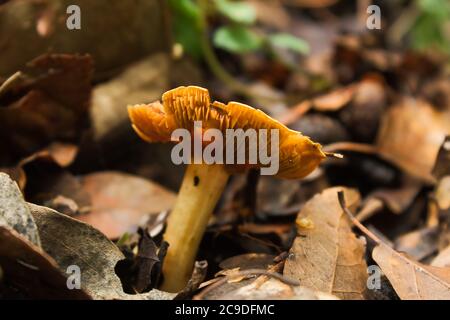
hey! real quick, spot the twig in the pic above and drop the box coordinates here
[175,260,208,300]
[193,268,300,300]
[0,71,23,98]
[252,252,288,289]
[337,191,381,245]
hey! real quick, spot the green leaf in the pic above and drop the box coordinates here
[214,0,256,25]
[213,25,262,53]
[173,15,203,58]
[168,0,203,58]
[268,33,310,54]
[169,0,200,21]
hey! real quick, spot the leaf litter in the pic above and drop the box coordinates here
[1,0,450,301]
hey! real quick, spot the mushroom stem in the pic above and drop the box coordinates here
[161,163,230,292]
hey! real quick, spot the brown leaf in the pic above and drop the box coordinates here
[312,85,355,112]
[435,176,450,210]
[431,246,450,268]
[29,203,173,300]
[0,142,79,192]
[0,54,93,162]
[134,232,159,293]
[219,253,276,271]
[219,278,339,300]
[0,172,40,246]
[338,192,450,300]
[369,176,422,214]
[373,245,450,299]
[376,98,450,182]
[77,171,176,239]
[394,227,439,261]
[0,226,91,299]
[284,187,368,299]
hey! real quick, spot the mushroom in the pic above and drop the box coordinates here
[128,86,328,292]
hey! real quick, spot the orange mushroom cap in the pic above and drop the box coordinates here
[128,86,327,179]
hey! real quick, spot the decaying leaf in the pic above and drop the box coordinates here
[29,203,173,300]
[376,98,450,182]
[0,54,93,163]
[0,173,90,298]
[432,246,450,268]
[0,173,40,246]
[219,253,276,271]
[312,85,355,112]
[432,136,450,180]
[218,278,339,300]
[0,226,91,299]
[339,192,450,300]
[394,227,439,261]
[284,187,368,299]
[0,142,79,191]
[76,171,176,239]
[373,245,450,300]
[435,176,450,210]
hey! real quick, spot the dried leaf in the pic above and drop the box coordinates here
[431,246,450,268]
[134,232,159,293]
[339,192,450,300]
[77,171,176,239]
[312,85,355,112]
[432,136,450,179]
[0,54,93,162]
[0,173,40,246]
[219,253,276,271]
[219,278,339,300]
[435,176,450,210]
[394,227,439,261]
[29,203,173,300]
[284,187,368,300]
[373,244,450,299]
[376,98,450,182]
[0,226,91,299]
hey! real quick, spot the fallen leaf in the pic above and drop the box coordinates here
[29,203,174,300]
[339,192,450,300]
[0,172,40,246]
[284,187,368,300]
[29,170,91,216]
[0,54,93,162]
[435,176,450,210]
[219,278,339,300]
[432,246,450,268]
[376,98,450,182]
[0,226,91,299]
[134,232,159,293]
[0,173,90,298]
[369,176,422,214]
[0,142,78,191]
[77,171,176,239]
[312,85,355,112]
[373,245,450,300]
[394,227,439,261]
[219,253,276,271]
[432,136,450,179]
